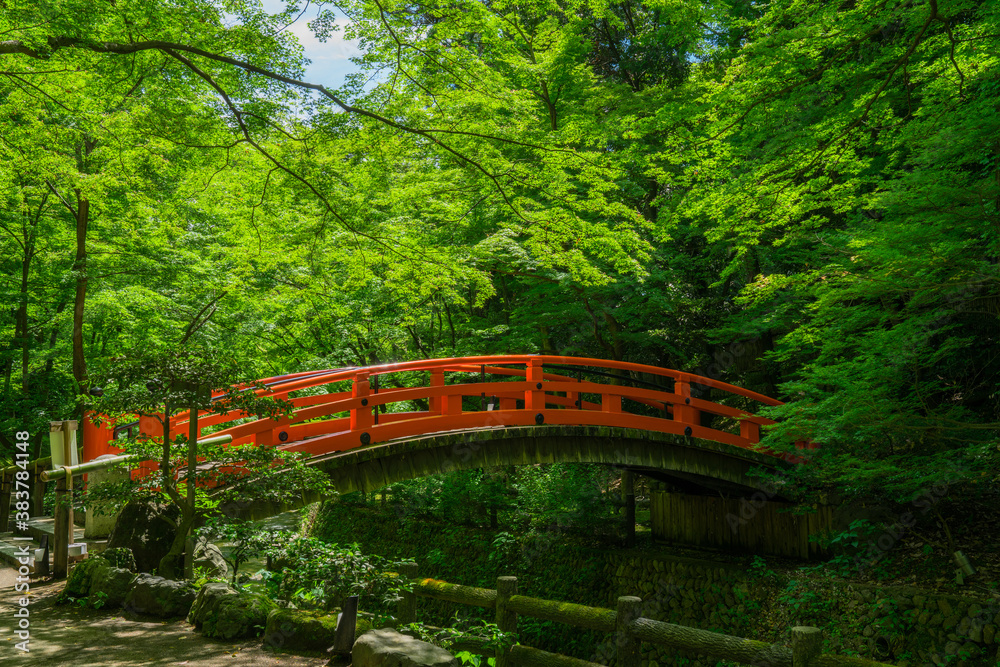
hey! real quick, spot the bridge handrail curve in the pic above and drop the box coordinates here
[90,355,805,467]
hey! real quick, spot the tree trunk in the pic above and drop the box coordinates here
[71,192,89,393]
[16,193,43,394]
[158,509,195,579]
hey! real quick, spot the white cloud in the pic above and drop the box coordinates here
[260,1,363,87]
[290,17,361,62]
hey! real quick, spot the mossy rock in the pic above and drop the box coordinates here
[99,547,137,573]
[124,574,198,617]
[189,583,277,640]
[263,608,374,652]
[264,608,339,652]
[88,566,137,608]
[65,558,110,598]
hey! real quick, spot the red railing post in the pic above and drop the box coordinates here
[429,369,445,414]
[525,359,544,411]
[674,379,700,427]
[602,393,622,413]
[444,387,463,416]
[351,371,372,431]
[740,420,761,443]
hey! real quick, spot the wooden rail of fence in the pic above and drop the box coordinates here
[392,563,895,667]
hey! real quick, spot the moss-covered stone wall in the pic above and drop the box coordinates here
[312,501,999,667]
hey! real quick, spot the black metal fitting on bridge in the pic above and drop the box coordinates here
[361,398,368,406]
[535,413,544,425]
[685,397,690,404]
[575,399,581,408]
[536,382,542,390]
[360,432,371,445]
[278,431,289,442]
[684,426,693,437]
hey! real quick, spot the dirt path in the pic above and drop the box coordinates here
[0,568,330,667]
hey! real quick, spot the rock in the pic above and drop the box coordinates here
[352,628,460,667]
[99,547,137,573]
[65,558,110,598]
[124,573,197,617]
[264,608,373,652]
[193,537,228,579]
[106,500,181,573]
[188,583,276,639]
[187,583,237,623]
[88,565,136,608]
[264,608,339,652]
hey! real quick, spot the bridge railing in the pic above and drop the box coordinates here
[87,356,804,463]
[391,565,892,667]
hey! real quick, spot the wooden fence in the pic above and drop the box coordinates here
[392,563,895,667]
[651,491,835,559]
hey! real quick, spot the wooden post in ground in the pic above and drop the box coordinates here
[791,626,823,667]
[396,562,418,625]
[495,576,518,667]
[53,467,72,578]
[616,596,642,667]
[0,472,11,531]
[61,421,76,539]
[621,470,635,548]
[332,595,358,654]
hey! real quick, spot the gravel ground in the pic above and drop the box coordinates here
[0,568,330,667]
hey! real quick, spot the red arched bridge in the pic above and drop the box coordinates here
[83,356,809,495]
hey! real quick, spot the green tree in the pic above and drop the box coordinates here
[89,346,331,578]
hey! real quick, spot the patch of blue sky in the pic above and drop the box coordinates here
[258,0,362,90]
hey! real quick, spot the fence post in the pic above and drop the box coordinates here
[396,561,418,625]
[496,576,518,667]
[53,468,72,578]
[792,626,823,667]
[616,596,642,667]
[333,594,359,654]
[0,472,11,531]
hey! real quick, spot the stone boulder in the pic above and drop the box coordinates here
[264,608,374,652]
[264,608,339,652]
[193,537,228,579]
[188,583,276,640]
[352,629,460,667]
[88,565,136,608]
[106,500,181,573]
[64,558,109,598]
[123,573,197,617]
[99,547,137,573]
